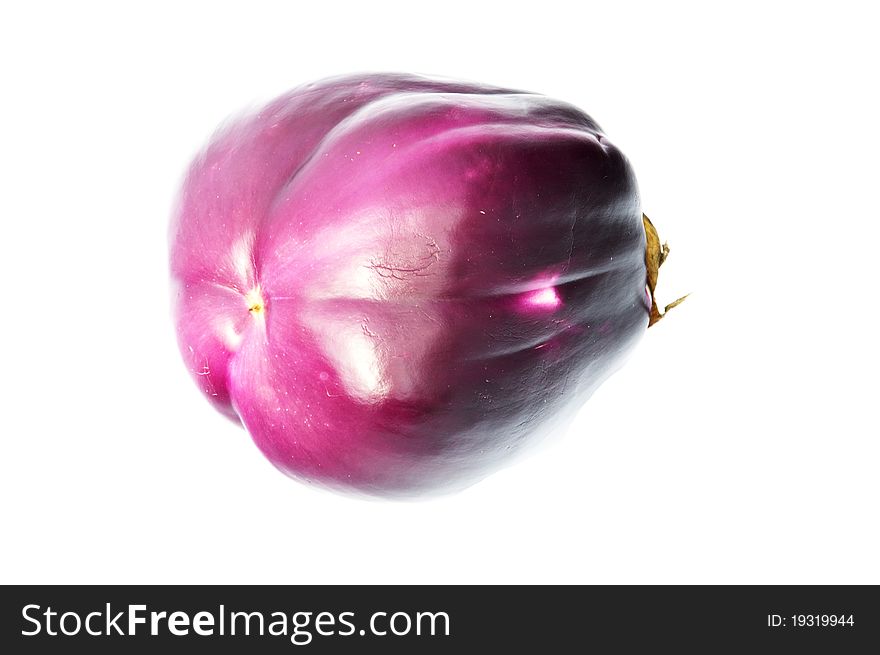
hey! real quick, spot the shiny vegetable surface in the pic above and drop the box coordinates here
[170,73,654,496]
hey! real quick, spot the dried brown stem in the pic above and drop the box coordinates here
[643,214,688,327]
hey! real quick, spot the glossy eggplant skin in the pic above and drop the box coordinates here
[170,73,649,497]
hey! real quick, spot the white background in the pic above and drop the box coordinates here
[1,1,877,584]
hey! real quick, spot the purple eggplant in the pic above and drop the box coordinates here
[170,73,666,497]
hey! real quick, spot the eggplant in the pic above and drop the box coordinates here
[170,73,676,496]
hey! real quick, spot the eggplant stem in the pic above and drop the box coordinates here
[643,214,688,327]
